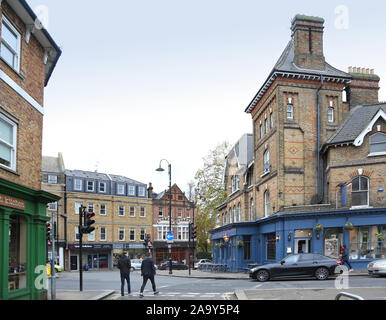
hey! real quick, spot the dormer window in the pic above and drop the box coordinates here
[1,16,21,72]
[369,133,386,155]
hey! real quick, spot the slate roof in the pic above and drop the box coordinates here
[42,156,64,173]
[325,103,386,146]
[65,169,146,185]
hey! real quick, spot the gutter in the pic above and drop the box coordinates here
[317,76,324,203]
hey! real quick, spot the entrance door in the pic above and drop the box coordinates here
[295,239,311,254]
[88,254,98,269]
[70,255,78,271]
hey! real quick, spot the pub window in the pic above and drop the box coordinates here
[349,225,386,260]
[0,113,17,171]
[351,176,369,207]
[243,235,251,260]
[266,233,276,260]
[8,215,27,292]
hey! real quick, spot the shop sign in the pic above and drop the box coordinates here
[0,194,26,210]
[68,243,113,249]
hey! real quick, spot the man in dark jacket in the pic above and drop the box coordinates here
[341,244,353,271]
[139,252,158,297]
[117,251,131,296]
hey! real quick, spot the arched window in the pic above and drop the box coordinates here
[370,133,386,154]
[250,198,254,221]
[264,190,270,217]
[328,107,334,123]
[352,176,369,207]
[263,149,270,173]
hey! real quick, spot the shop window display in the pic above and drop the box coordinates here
[349,226,386,260]
[8,215,27,291]
[323,228,343,258]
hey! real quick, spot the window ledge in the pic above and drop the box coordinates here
[0,57,25,80]
[368,152,386,157]
[260,170,270,178]
[350,205,372,210]
[0,164,20,176]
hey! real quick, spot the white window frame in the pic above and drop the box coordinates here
[138,186,145,197]
[87,230,95,242]
[100,227,106,241]
[100,204,106,216]
[286,104,294,120]
[48,202,57,211]
[118,205,125,216]
[129,228,135,241]
[47,175,58,184]
[128,185,135,196]
[351,176,370,208]
[117,184,125,195]
[328,107,334,123]
[75,226,80,241]
[369,133,386,156]
[0,112,17,171]
[87,203,94,213]
[75,202,82,215]
[74,179,82,191]
[118,228,125,241]
[140,206,146,218]
[1,15,21,73]
[140,229,146,241]
[87,181,94,192]
[129,206,135,217]
[99,182,106,193]
[264,190,270,217]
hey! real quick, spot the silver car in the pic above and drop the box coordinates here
[367,259,386,276]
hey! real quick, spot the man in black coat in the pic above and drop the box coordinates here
[341,244,353,271]
[117,251,131,296]
[139,252,158,297]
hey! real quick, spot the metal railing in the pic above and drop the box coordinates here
[335,292,364,300]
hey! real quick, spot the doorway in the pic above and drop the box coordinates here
[70,255,78,271]
[295,239,311,254]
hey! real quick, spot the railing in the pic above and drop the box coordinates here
[335,292,364,300]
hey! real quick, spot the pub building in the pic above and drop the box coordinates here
[0,0,61,300]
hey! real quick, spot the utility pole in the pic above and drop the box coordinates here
[51,210,56,300]
[79,205,83,291]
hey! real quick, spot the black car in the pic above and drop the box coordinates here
[158,261,188,270]
[249,253,343,282]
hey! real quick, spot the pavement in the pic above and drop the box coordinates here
[50,268,373,300]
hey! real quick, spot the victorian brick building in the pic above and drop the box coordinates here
[210,15,385,271]
[0,0,61,299]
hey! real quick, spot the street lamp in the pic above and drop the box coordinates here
[156,159,173,274]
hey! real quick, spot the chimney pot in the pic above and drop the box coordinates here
[366,68,370,74]
[348,66,353,73]
[362,67,366,74]
[370,69,374,74]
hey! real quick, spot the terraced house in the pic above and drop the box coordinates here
[210,14,386,271]
[0,0,61,300]
[65,169,153,271]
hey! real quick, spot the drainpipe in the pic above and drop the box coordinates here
[317,76,324,203]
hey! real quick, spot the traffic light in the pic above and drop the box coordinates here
[46,222,51,244]
[82,210,95,234]
[190,223,197,239]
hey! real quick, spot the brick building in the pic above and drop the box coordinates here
[151,184,194,265]
[0,0,61,299]
[210,14,386,271]
[64,169,153,271]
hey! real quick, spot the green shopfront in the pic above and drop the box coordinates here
[0,178,59,300]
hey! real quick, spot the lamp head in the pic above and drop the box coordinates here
[156,167,165,172]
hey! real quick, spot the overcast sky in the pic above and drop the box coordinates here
[27,0,386,194]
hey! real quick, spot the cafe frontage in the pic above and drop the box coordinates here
[0,177,59,300]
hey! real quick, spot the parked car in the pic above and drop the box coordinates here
[249,253,342,282]
[158,260,188,270]
[194,259,212,269]
[367,259,386,276]
[130,259,158,271]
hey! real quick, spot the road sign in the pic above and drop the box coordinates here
[166,233,174,241]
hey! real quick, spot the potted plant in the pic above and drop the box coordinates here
[237,240,244,248]
[344,221,354,230]
[313,223,324,232]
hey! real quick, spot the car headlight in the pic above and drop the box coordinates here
[250,267,258,273]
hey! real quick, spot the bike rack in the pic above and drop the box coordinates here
[335,292,364,300]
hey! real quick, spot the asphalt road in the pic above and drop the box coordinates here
[55,270,386,300]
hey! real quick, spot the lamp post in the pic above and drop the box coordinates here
[156,159,173,274]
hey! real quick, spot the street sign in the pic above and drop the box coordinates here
[166,233,174,241]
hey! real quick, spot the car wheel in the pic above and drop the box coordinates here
[256,270,269,282]
[315,267,329,280]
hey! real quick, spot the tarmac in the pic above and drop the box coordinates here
[48,268,379,301]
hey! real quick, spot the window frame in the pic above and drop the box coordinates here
[128,185,135,196]
[118,205,125,216]
[74,179,82,191]
[118,228,125,241]
[0,112,18,171]
[117,184,125,195]
[369,132,386,156]
[99,204,106,216]
[47,175,58,184]
[99,182,106,193]
[328,107,334,123]
[351,176,369,208]
[100,227,106,241]
[286,104,294,120]
[264,190,270,217]
[1,15,22,73]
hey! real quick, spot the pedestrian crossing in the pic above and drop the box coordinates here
[110,291,233,300]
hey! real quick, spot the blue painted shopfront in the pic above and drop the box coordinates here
[210,208,386,271]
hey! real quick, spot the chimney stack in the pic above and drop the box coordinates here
[147,182,153,199]
[347,66,380,106]
[291,14,326,70]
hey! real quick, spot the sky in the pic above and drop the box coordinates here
[26,0,386,195]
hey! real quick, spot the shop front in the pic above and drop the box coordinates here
[67,243,113,271]
[153,241,190,265]
[0,178,59,300]
[210,208,386,271]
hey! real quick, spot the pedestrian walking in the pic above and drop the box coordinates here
[139,252,158,297]
[117,251,131,296]
[341,244,353,271]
